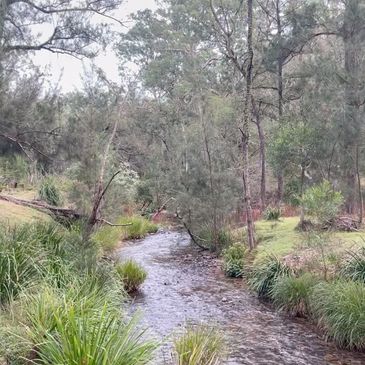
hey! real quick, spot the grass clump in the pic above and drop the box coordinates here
[340,247,365,284]
[222,243,246,278]
[310,280,365,350]
[116,259,147,293]
[39,177,62,206]
[248,256,293,299]
[264,206,281,221]
[93,215,158,252]
[174,325,225,365]
[271,273,318,317]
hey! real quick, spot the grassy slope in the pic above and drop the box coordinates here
[252,217,365,263]
[0,189,49,225]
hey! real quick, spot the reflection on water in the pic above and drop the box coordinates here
[117,231,365,365]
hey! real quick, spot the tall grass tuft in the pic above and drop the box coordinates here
[248,256,293,299]
[174,325,225,365]
[116,259,147,293]
[310,280,365,350]
[0,226,42,304]
[222,243,246,278]
[271,273,318,317]
[37,309,156,365]
[340,247,365,284]
[39,177,62,206]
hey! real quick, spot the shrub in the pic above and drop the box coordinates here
[300,180,343,225]
[222,244,246,278]
[271,273,318,317]
[173,325,225,365]
[116,260,147,293]
[310,280,365,350]
[340,247,365,284]
[264,206,281,221]
[248,256,293,299]
[37,309,156,365]
[198,226,233,251]
[39,177,62,206]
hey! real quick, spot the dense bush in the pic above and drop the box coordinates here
[310,280,365,350]
[222,244,246,278]
[264,206,281,221]
[248,256,293,299]
[340,247,365,284]
[300,181,343,225]
[39,177,62,206]
[271,273,318,317]
[116,259,147,293]
[174,325,225,365]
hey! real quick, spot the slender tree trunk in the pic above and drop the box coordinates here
[342,0,361,216]
[356,144,363,224]
[276,0,284,203]
[299,163,305,227]
[252,98,266,211]
[242,0,255,250]
[85,118,119,237]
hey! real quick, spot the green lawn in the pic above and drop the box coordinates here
[245,217,365,264]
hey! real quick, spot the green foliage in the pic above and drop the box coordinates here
[249,256,293,299]
[310,280,365,350]
[39,177,62,206]
[173,325,225,365]
[300,181,344,225]
[115,260,147,293]
[198,226,233,251]
[340,247,365,284]
[222,244,246,278]
[0,222,94,304]
[37,310,156,365]
[264,206,281,221]
[0,154,30,184]
[93,215,158,252]
[271,273,318,317]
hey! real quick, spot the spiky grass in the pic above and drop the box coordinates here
[340,247,365,284]
[310,280,365,350]
[222,243,246,278]
[115,259,147,293]
[174,325,225,365]
[271,273,318,317]
[248,255,293,299]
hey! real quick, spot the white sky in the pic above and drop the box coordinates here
[32,0,157,93]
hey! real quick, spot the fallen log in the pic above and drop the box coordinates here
[0,194,83,225]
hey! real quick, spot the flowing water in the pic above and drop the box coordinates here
[116,230,365,365]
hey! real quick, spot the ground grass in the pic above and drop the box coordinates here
[0,221,157,364]
[249,217,365,264]
[93,215,158,252]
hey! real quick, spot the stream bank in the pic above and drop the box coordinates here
[117,230,365,365]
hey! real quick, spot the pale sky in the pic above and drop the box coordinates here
[32,0,157,93]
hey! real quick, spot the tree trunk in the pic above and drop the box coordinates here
[252,97,266,211]
[356,144,363,224]
[276,0,284,203]
[242,0,255,250]
[342,0,362,216]
[84,118,119,237]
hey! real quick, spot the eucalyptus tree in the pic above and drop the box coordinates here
[117,1,244,249]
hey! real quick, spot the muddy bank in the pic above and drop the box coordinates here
[117,231,365,365]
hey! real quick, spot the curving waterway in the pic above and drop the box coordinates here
[116,230,365,365]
